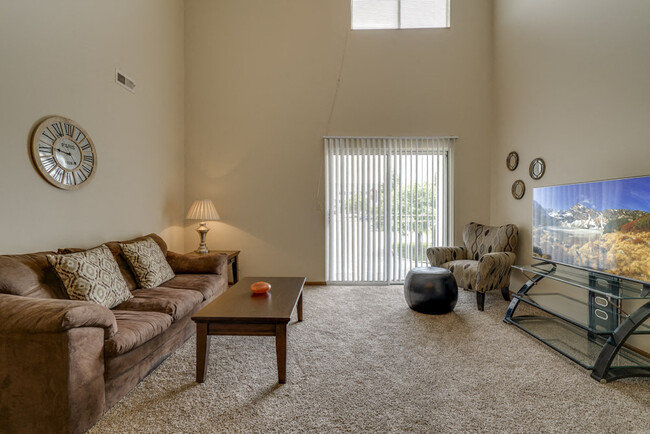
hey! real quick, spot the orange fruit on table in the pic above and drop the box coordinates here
[250,281,271,294]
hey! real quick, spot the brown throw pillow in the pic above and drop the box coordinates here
[120,237,175,288]
[47,245,133,308]
[166,251,225,274]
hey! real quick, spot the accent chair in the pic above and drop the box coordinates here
[426,222,519,311]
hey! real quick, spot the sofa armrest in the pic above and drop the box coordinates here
[426,246,467,266]
[0,294,110,433]
[167,251,226,274]
[475,252,517,293]
[0,294,117,339]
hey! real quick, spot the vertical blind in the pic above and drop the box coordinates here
[325,136,455,283]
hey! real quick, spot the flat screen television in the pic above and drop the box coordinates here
[532,175,650,284]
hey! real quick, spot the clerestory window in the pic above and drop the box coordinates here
[351,0,450,30]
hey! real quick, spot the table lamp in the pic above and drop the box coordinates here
[186,199,221,254]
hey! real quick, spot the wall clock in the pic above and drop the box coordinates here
[31,116,97,190]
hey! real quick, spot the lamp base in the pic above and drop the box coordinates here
[195,222,210,254]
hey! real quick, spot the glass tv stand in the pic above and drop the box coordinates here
[504,262,650,382]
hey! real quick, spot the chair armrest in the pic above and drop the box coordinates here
[426,246,467,266]
[0,294,117,339]
[475,252,517,293]
[167,251,226,274]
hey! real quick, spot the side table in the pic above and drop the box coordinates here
[209,250,240,284]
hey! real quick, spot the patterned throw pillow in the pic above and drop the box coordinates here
[120,237,175,289]
[47,245,133,308]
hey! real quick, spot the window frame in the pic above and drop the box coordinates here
[324,136,456,284]
[351,0,451,31]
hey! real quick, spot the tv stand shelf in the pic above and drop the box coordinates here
[504,262,650,382]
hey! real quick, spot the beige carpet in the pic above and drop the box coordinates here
[91,286,650,433]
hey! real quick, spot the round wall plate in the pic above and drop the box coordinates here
[506,151,519,171]
[529,158,546,180]
[512,179,525,199]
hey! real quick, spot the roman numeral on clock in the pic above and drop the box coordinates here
[64,171,75,185]
[75,170,87,183]
[83,154,94,164]
[38,143,53,154]
[42,129,56,143]
[52,167,64,182]
[41,156,56,171]
[51,123,64,137]
[64,123,74,137]
[81,141,92,151]
[81,164,92,176]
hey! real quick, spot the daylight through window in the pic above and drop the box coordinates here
[325,136,455,283]
[352,0,450,30]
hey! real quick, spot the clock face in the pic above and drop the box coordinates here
[31,116,97,190]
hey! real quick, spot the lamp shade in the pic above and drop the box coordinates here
[186,199,220,221]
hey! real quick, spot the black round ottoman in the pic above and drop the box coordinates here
[404,267,458,314]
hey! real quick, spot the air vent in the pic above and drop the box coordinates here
[116,70,136,93]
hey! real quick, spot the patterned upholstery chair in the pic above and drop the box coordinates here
[426,222,519,311]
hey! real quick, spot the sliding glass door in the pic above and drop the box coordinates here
[325,137,455,284]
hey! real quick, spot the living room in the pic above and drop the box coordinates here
[1,0,649,432]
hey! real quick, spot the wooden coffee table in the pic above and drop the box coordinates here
[192,276,306,384]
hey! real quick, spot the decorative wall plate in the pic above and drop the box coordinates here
[529,158,546,180]
[31,116,97,190]
[506,152,519,171]
[512,180,525,200]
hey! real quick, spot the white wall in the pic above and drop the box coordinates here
[0,0,185,253]
[492,0,650,269]
[492,0,650,348]
[184,0,494,281]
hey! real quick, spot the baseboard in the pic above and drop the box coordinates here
[624,342,650,360]
[305,281,327,286]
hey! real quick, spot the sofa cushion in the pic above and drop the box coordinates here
[0,252,66,299]
[105,310,173,356]
[160,274,226,301]
[47,246,133,309]
[442,259,479,291]
[166,251,226,274]
[103,315,194,408]
[120,238,175,289]
[115,287,203,321]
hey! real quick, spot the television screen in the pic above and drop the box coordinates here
[532,175,650,284]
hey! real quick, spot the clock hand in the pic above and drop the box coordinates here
[56,149,77,165]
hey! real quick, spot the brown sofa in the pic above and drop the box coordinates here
[0,234,228,434]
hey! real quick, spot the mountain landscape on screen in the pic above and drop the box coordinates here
[532,177,650,283]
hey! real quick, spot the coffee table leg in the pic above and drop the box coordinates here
[196,323,211,383]
[297,292,303,322]
[275,323,287,384]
